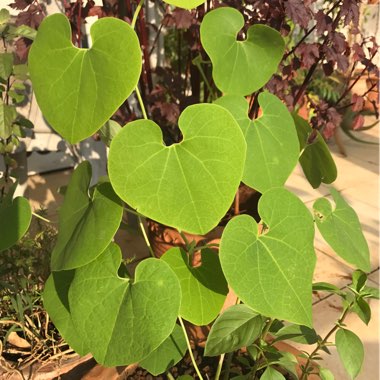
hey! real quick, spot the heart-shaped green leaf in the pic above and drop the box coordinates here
[336,328,364,379]
[140,324,187,376]
[293,114,337,188]
[215,93,299,192]
[162,0,205,9]
[313,189,371,272]
[220,188,315,326]
[51,161,123,271]
[108,104,246,235]
[0,195,31,252]
[205,304,264,356]
[162,247,228,326]
[29,14,141,143]
[43,270,89,356]
[68,243,181,366]
[200,7,284,96]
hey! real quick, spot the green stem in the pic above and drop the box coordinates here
[135,86,148,120]
[131,0,144,29]
[138,215,155,257]
[178,316,204,380]
[193,59,216,101]
[166,371,175,380]
[300,301,354,380]
[215,353,225,380]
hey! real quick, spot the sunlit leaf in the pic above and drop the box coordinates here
[108,104,246,235]
[220,188,315,326]
[29,14,141,143]
[201,7,284,95]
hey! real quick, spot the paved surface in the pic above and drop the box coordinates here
[26,122,379,379]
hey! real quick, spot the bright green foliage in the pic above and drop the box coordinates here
[140,324,187,375]
[162,247,228,326]
[215,93,299,192]
[293,114,337,188]
[28,14,141,143]
[205,304,264,356]
[51,162,123,270]
[220,188,315,326]
[43,271,89,356]
[108,104,246,235]
[261,366,286,380]
[273,324,318,344]
[0,191,31,252]
[0,52,13,79]
[99,120,122,147]
[336,328,364,379]
[67,243,181,366]
[162,0,206,9]
[313,188,371,272]
[200,7,284,96]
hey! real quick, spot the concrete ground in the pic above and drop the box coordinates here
[25,122,379,379]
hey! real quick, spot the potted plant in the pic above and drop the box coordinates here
[1,1,378,379]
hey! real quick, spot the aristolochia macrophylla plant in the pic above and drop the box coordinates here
[14,2,376,379]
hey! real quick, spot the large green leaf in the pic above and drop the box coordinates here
[140,324,187,375]
[108,104,246,235]
[162,0,205,9]
[162,247,228,326]
[313,189,371,272]
[335,328,364,379]
[28,14,141,143]
[215,93,299,192]
[200,7,284,96]
[273,324,318,344]
[0,194,31,252]
[205,304,264,356]
[43,271,89,356]
[66,243,181,366]
[293,114,337,188]
[51,161,123,271]
[220,188,315,326]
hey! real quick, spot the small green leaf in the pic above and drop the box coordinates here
[200,7,284,95]
[215,93,299,192]
[29,13,141,143]
[312,282,344,295]
[220,188,315,326]
[313,189,371,272]
[204,304,264,356]
[13,25,36,40]
[293,114,337,188]
[319,367,335,380]
[0,53,13,79]
[261,366,286,380]
[0,195,31,252]
[162,247,228,326]
[162,0,205,9]
[0,9,10,25]
[0,99,17,139]
[108,104,246,235]
[361,285,379,299]
[352,297,371,325]
[51,161,123,270]
[335,328,364,379]
[68,243,182,366]
[273,324,318,344]
[99,120,122,147]
[140,324,187,375]
[351,270,367,292]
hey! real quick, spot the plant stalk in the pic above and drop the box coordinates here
[178,317,204,380]
[131,0,144,29]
